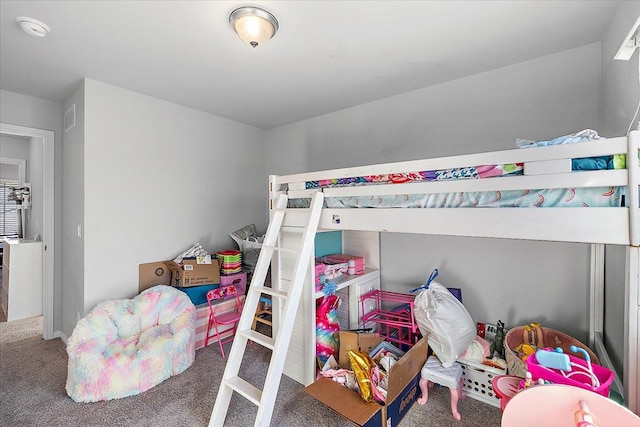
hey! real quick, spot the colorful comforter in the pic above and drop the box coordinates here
[305,163,523,190]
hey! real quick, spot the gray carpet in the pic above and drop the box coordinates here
[0,316,503,426]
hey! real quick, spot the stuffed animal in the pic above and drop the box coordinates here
[489,320,506,360]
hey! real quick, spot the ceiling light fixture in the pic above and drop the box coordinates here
[229,6,278,48]
[16,16,50,38]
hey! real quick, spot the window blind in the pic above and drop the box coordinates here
[0,181,19,237]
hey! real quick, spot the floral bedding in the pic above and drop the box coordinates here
[305,163,523,190]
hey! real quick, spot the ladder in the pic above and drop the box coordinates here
[208,192,324,427]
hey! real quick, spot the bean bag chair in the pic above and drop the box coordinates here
[65,285,196,402]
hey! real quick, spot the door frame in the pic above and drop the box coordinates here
[0,123,54,339]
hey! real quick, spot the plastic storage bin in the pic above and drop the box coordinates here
[526,350,614,397]
[219,271,247,295]
[458,358,505,408]
[176,284,219,306]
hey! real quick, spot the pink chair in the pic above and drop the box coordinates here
[205,285,243,359]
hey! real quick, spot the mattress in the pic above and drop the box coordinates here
[290,187,623,209]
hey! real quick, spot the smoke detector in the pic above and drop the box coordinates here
[16,16,50,37]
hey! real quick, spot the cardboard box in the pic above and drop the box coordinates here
[139,258,221,292]
[305,337,428,427]
[339,331,384,369]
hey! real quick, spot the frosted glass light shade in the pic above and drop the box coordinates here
[230,7,278,48]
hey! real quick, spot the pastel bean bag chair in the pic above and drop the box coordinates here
[65,285,196,402]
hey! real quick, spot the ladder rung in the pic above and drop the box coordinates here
[240,329,275,350]
[280,226,305,233]
[251,286,288,300]
[264,244,298,254]
[224,376,262,406]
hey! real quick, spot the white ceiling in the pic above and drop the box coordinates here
[0,1,621,130]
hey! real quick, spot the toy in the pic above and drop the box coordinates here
[512,322,546,361]
[523,322,545,349]
[501,384,640,427]
[526,346,614,396]
[535,346,600,388]
[575,400,601,427]
[316,290,341,365]
[490,320,506,359]
[492,374,522,412]
[418,355,465,420]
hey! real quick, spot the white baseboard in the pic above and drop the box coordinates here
[56,330,68,344]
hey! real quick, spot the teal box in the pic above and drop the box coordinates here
[315,230,342,257]
[176,284,219,306]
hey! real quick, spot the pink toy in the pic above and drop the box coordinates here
[502,384,640,427]
[360,290,418,349]
[492,375,523,412]
[526,347,614,397]
[315,294,341,364]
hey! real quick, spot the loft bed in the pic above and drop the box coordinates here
[268,130,639,414]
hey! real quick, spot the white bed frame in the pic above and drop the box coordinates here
[268,130,640,414]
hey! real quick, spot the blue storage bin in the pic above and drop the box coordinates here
[176,284,219,306]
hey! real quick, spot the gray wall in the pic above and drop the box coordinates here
[265,43,602,341]
[0,89,62,334]
[81,79,266,316]
[600,0,640,377]
[27,135,44,241]
[61,82,85,335]
[1,135,30,160]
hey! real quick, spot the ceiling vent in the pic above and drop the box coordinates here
[64,104,76,132]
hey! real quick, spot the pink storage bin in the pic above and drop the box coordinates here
[314,261,326,289]
[526,350,614,397]
[315,262,326,277]
[219,272,247,295]
[322,254,365,274]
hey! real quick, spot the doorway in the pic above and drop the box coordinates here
[0,123,54,339]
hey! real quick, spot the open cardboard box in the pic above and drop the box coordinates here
[338,331,385,369]
[305,337,428,427]
[139,258,221,292]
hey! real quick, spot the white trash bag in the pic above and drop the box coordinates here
[412,269,476,367]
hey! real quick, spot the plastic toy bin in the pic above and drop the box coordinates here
[458,358,505,408]
[526,351,614,397]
